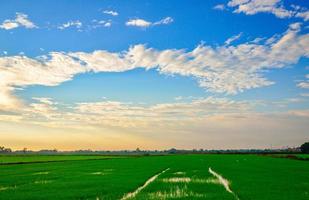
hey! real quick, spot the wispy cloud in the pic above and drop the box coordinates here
[213,4,226,11]
[295,11,309,21]
[75,97,251,118]
[2,95,255,129]
[0,12,37,30]
[100,20,112,27]
[126,17,173,28]
[300,93,309,97]
[91,20,112,28]
[153,17,174,25]
[27,97,58,118]
[1,95,308,150]
[58,20,82,30]
[297,74,309,89]
[225,32,242,45]
[103,10,118,16]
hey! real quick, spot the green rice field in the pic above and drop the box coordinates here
[0,154,308,200]
[268,154,309,160]
[0,155,121,164]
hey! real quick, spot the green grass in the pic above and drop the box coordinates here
[296,154,309,159]
[0,155,121,164]
[0,154,308,200]
[268,154,309,160]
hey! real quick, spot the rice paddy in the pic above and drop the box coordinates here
[0,155,120,164]
[0,154,308,199]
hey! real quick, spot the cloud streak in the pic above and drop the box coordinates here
[297,74,309,89]
[225,33,242,45]
[58,20,82,30]
[126,17,173,27]
[103,10,118,16]
[213,4,226,11]
[91,20,112,28]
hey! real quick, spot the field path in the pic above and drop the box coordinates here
[120,168,170,200]
[209,167,240,200]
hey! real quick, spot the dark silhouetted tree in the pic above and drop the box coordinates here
[300,142,309,153]
[0,146,12,153]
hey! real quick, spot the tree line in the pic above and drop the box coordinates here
[1,142,308,155]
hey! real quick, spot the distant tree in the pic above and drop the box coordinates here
[167,148,177,154]
[38,149,58,154]
[300,142,309,153]
[0,146,12,153]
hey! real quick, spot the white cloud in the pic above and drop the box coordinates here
[103,10,118,16]
[0,12,37,30]
[0,52,85,109]
[98,20,112,27]
[0,86,22,110]
[10,96,253,129]
[90,20,112,29]
[76,97,251,116]
[227,0,293,18]
[153,17,174,25]
[289,22,302,30]
[295,11,309,21]
[174,96,184,101]
[69,97,254,129]
[300,93,309,97]
[221,0,309,21]
[126,19,152,27]
[225,32,242,45]
[1,96,308,150]
[297,82,309,89]
[126,17,174,27]
[28,98,58,117]
[297,74,309,89]
[292,4,309,21]
[213,4,226,11]
[0,24,308,110]
[103,22,112,27]
[58,20,82,30]
[32,97,56,105]
[0,21,19,30]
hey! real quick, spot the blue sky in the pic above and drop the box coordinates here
[0,0,308,150]
[1,0,306,53]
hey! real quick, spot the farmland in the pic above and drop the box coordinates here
[0,154,308,200]
[267,154,309,160]
[0,155,122,164]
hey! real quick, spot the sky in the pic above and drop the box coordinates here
[0,0,308,150]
